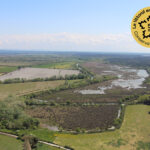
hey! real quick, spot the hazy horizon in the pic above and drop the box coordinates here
[1,49,150,54]
[0,0,150,53]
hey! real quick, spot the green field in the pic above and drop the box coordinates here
[33,62,76,69]
[0,134,22,150]
[0,80,64,100]
[54,105,150,150]
[0,66,17,73]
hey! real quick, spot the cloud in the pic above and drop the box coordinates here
[0,32,149,52]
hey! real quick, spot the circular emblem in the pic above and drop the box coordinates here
[131,7,150,48]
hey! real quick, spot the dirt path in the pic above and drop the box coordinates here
[39,141,70,150]
[0,131,18,138]
[0,131,70,150]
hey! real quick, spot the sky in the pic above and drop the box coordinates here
[0,0,150,53]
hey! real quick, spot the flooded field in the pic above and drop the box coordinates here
[80,62,149,94]
[112,69,148,89]
[0,67,80,81]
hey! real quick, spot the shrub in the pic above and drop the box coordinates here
[76,127,81,133]
[113,118,122,128]
[66,101,71,105]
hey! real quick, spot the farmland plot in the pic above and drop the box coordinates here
[0,67,80,81]
[0,80,64,100]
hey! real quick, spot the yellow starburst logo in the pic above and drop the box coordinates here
[131,7,150,48]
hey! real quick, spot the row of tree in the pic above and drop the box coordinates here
[0,73,86,84]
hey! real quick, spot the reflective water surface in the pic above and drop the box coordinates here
[78,67,149,95]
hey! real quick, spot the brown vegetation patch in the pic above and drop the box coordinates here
[27,105,119,130]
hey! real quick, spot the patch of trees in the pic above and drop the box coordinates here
[1,73,86,84]
[119,94,139,103]
[136,95,150,105]
[0,96,39,130]
[119,93,150,106]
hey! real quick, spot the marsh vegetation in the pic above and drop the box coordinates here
[0,52,150,150]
